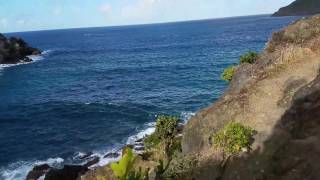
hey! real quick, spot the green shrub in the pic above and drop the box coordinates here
[163,155,198,179]
[111,148,147,180]
[155,115,179,140]
[221,65,237,81]
[166,138,182,158]
[144,133,161,150]
[239,51,258,64]
[212,122,254,153]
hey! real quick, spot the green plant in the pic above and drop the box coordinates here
[239,51,258,64]
[128,167,148,180]
[213,122,254,153]
[166,138,182,158]
[221,65,237,81]
[155,115,179,140]
[111,148,147,180]
[144,133,161,150]
[163,155,198,179]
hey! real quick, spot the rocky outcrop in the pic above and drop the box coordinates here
[0,33,41,64]
[26,164,51,180]
[273,0,320,17]
[181,15,320,179]
[44,165,88,180]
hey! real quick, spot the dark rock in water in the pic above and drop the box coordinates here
[44,165,88,180]
[0,33,41,64]
[104,152,120,159]
[134,146,145,151]
[84,157,100,167]
[78,152,93,160]
[135,138,144,143]
[26,164,51,180]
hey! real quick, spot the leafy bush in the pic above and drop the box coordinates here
[111,148,147,180]
[144,133,161,150]
[163,155,198,179]
[221,66,237,81]
[166,138,182,158]
[212,122,254,153]
[155,115,179,140]
[239,51,258,64]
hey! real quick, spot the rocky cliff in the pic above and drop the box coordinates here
[273,0,320,17]
[182,15,320,179]
[0,33,41,64]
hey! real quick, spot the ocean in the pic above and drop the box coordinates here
[0,15,299,180]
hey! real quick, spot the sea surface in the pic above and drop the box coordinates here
[0,15,299,180]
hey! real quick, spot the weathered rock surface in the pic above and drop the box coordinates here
[44,165,88,180]
[181,15,320,179]
[0,33,41,64]
[26,164,51,180]
[273,0,320,17]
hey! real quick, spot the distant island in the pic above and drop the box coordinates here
[273,0,320,16]
[0,33,41,64]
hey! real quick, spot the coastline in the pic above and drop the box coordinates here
[0,112,194,180]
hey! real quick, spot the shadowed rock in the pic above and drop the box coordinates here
[0,33,41,64]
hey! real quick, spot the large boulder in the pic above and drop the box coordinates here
[26,164,51,180]
[44,165,88,180]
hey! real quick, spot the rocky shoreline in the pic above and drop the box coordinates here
[0,33,41,64]
[26,123,184,180]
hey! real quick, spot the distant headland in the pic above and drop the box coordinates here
[273,0,320,16]
[0,33,41,64]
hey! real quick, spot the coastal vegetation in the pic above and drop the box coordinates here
[221,51,258,81]
[239,51,258,64]
[221,65,237,81]
[212,122,254,153]
[110,148,148,180]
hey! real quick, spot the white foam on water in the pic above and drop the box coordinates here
[0,157,64,180]
[0,49,53,72]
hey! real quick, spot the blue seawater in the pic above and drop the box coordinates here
[0,15,299,179]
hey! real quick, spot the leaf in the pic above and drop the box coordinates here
[111,148,136,180]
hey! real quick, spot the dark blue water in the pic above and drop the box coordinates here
[0,15,299,179]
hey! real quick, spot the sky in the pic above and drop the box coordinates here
[0,0,295,33]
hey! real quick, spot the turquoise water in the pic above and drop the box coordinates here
[0,15,299,179]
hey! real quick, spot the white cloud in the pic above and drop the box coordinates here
[53,6,63,16]
[99,3,112,15]
[16,19,26,26]
[0,18,8,29]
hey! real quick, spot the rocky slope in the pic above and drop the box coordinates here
[0,33,41,64]
[182,15,320,179]
[273,0,320,17]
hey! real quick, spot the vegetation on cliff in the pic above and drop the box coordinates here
[212,122,254,153]
[221,51,258,81]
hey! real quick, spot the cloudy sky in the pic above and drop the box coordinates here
[0,0,294,33]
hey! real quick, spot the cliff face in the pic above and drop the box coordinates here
[0,33,41,64]
[182,15,320,179]
[273,0,320,17]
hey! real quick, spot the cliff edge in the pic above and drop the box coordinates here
[273,0,320,17]
[182,15,320,179]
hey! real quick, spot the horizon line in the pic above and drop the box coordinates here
[3,13,277,34]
